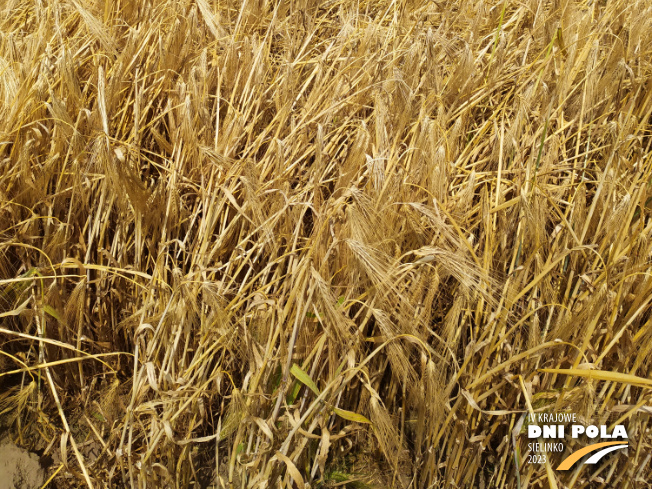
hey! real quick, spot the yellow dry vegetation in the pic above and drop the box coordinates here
[1,0,652,487]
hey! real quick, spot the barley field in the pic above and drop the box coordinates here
[1,0,651,487]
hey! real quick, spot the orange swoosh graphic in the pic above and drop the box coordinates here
[557,441,627,470]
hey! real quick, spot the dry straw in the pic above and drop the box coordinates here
[1,0,652,487]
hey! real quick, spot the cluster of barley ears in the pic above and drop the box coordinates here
[1,0,652,487]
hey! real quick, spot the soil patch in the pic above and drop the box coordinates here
[0,438,45,489]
